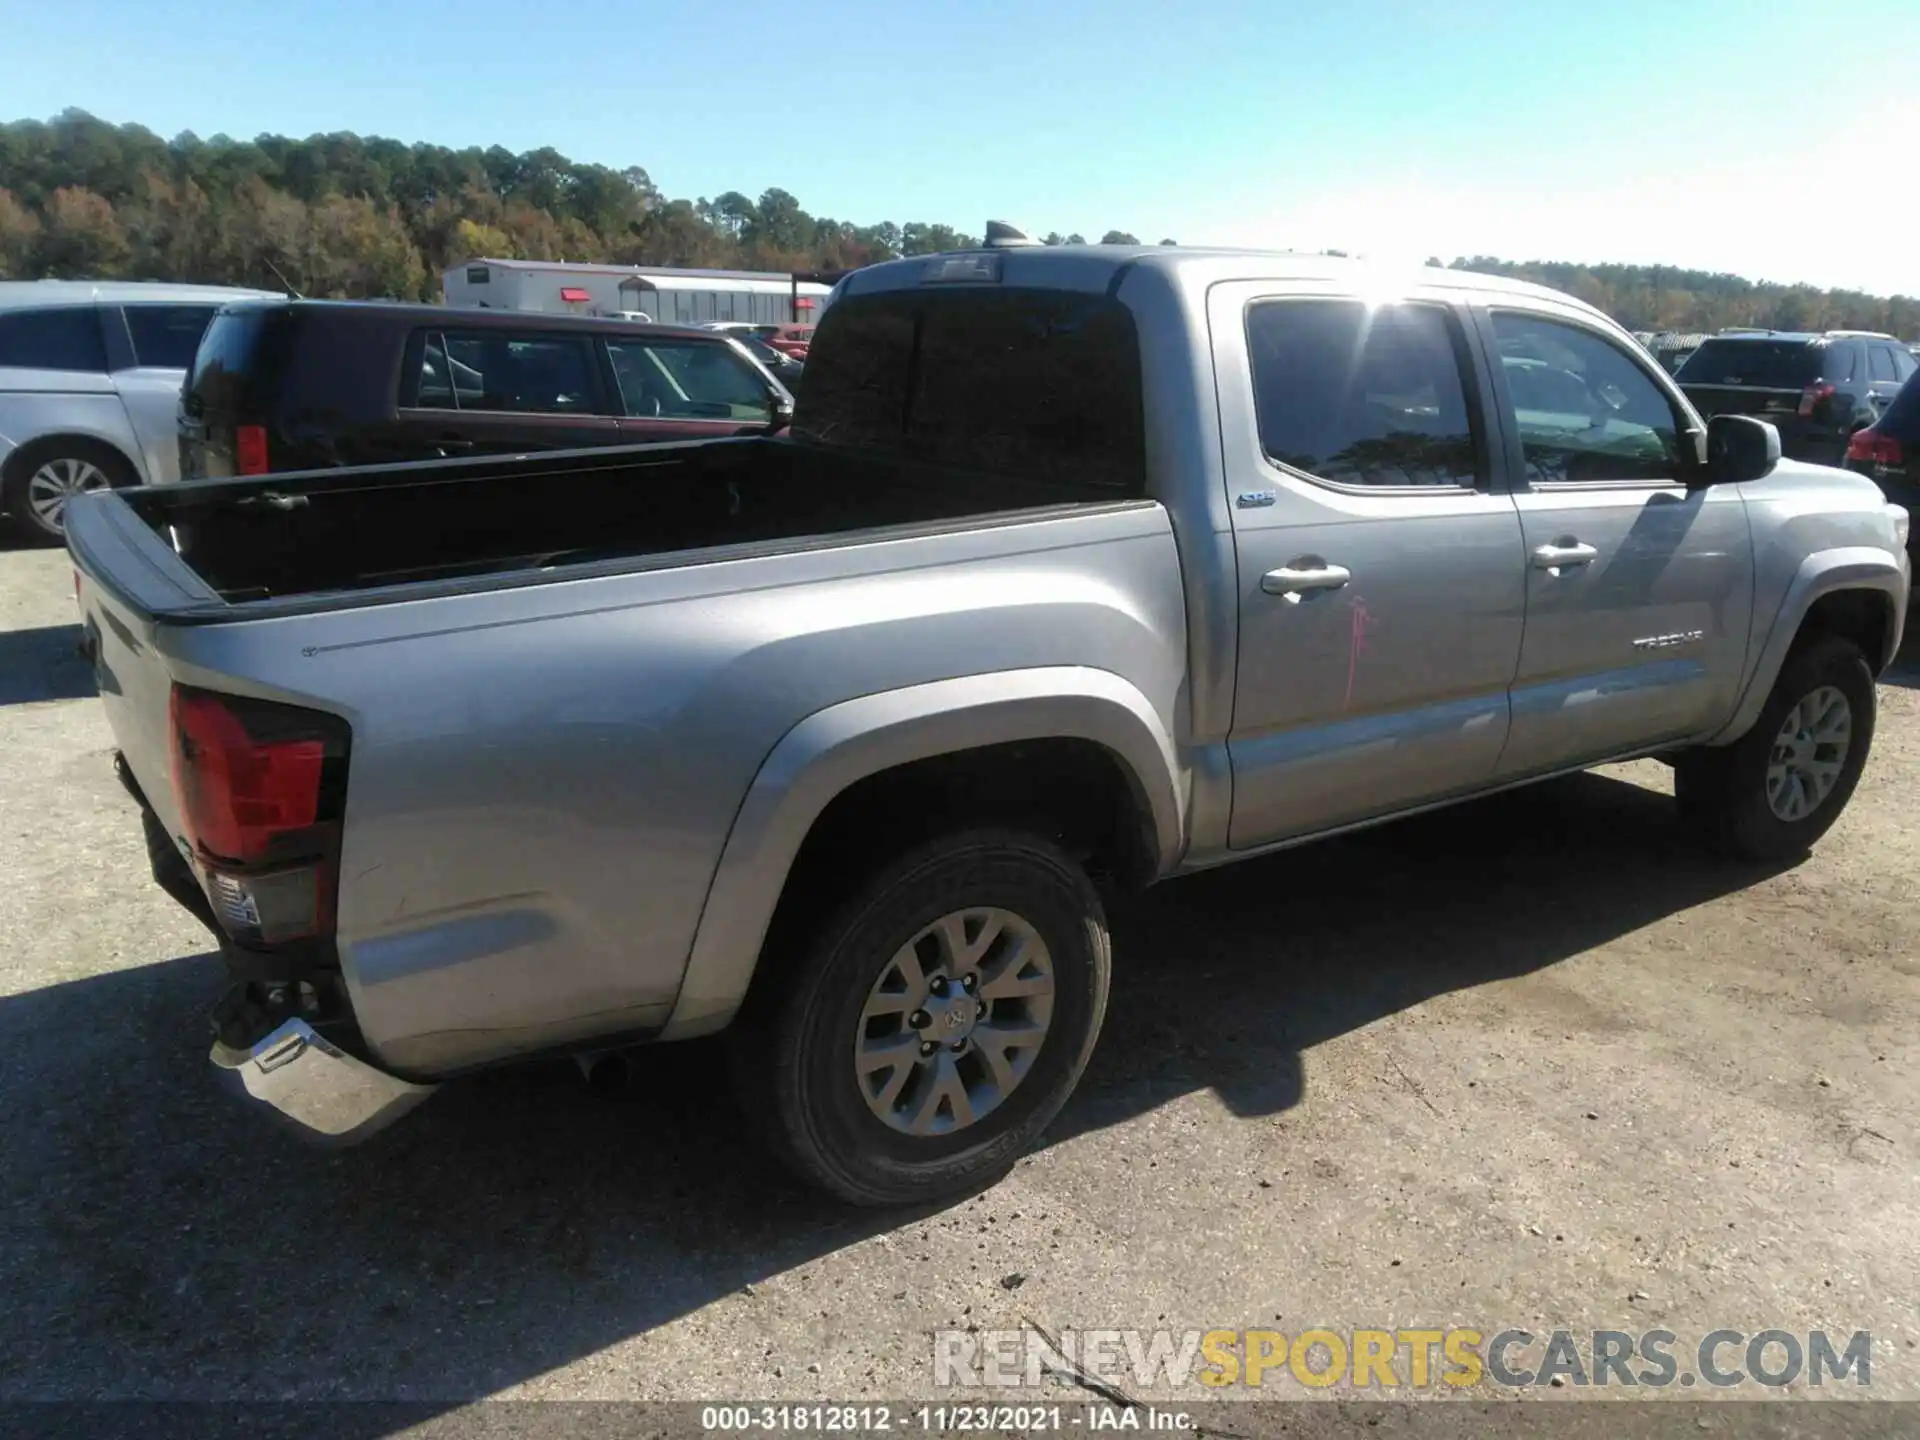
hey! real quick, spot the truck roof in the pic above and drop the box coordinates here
[836,244,1615,325]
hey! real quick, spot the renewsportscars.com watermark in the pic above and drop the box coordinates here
[933,1327,1874,1392]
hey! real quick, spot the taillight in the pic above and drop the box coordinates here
[1798,383,1836,418]
[235,424,270,475]
[168,685,348,945]
[1846,428,1904,466]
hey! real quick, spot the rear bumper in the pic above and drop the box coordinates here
[118,752,440,1143]
[210,1019,437,1144]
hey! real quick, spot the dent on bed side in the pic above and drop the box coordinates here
[1709,546,1908,746]
[656,666,1187,1040]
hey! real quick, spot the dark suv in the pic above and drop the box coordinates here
[1674,330,1916,465]
[177,301,793,481]
[1844,365,1920,554]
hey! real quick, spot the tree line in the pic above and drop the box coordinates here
[1,110,1913,339]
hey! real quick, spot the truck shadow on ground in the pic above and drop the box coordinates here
[0,770,1785,1408]
[0,623,93,706]
[1881,612,1920,690]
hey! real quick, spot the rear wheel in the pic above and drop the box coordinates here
[1676,633,1875,862]
[730,829,1111,1207]
[3,439,137,542]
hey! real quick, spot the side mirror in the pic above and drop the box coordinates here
[767,396,795,432]
[1697,413,1780,488]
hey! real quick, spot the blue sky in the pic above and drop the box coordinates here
[7,0,1918,294]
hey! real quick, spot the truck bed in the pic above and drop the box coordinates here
[116,436,1132,607]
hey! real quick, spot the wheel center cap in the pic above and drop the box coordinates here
[925,993,979,1040]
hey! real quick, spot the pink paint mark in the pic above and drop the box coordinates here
[1345,595,1377,709]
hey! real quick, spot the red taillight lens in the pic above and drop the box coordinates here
[234,424,270,475]
[170,688,323,861]
[168,685,347,944]
[1846,429,1904,466]
[1798,383,1836,418]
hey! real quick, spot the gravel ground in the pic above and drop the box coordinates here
[1,534,1916,1433]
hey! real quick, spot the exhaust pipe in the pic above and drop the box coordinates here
[574,1048,632,1096]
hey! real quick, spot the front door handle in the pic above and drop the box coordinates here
[1531,541,1598,571]
[1262,562,1352,597]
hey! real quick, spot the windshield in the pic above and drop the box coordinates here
[1676,339,1825,387]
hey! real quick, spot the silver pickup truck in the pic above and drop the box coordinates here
[66,241,1911,1206]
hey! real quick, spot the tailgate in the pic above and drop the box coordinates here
[64,488,228,841]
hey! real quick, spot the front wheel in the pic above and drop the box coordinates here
[1676,633,1876,862]
[731,829,1111,1207]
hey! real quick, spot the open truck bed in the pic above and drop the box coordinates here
[108,435,1121,613]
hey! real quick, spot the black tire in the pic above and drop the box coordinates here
[729,829,1111,1207]
[2,437,138,544]
[1676,633,1876,862]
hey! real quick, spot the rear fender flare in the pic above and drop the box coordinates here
[660,666,1185,1039]
[1709,546,1907,745]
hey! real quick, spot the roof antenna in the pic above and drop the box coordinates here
[983,220,1039,249]
[262,255,305,300]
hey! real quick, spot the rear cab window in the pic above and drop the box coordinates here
[1675,339,1824,387]
[0,306,109,372]
[796,286,1146,496]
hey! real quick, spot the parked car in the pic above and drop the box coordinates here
[176,301,794,480]
[0,280,280,539]
[1844,365,1920,554]
[67,244,1908,1206]
[732,331,806,384]
[1644,332,1707,375]
[766,323,814,360]
[1675,329,1917,465]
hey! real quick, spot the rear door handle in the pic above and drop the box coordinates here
[1262,562,1352,597]
[1532,541,1599,570]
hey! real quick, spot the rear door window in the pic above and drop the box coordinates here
[797,287,1146,495]
[1245,299,1482,488]
[124,304,219,369]
[606,337,774,419]
[1675,339,1822,387]
[0,306,108,372]
[405,329,605,414]
[1894,347,1918,381]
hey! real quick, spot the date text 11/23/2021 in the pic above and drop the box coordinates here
[700,1405,1193,1433]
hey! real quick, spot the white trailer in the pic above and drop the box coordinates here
[443,259,832,326]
